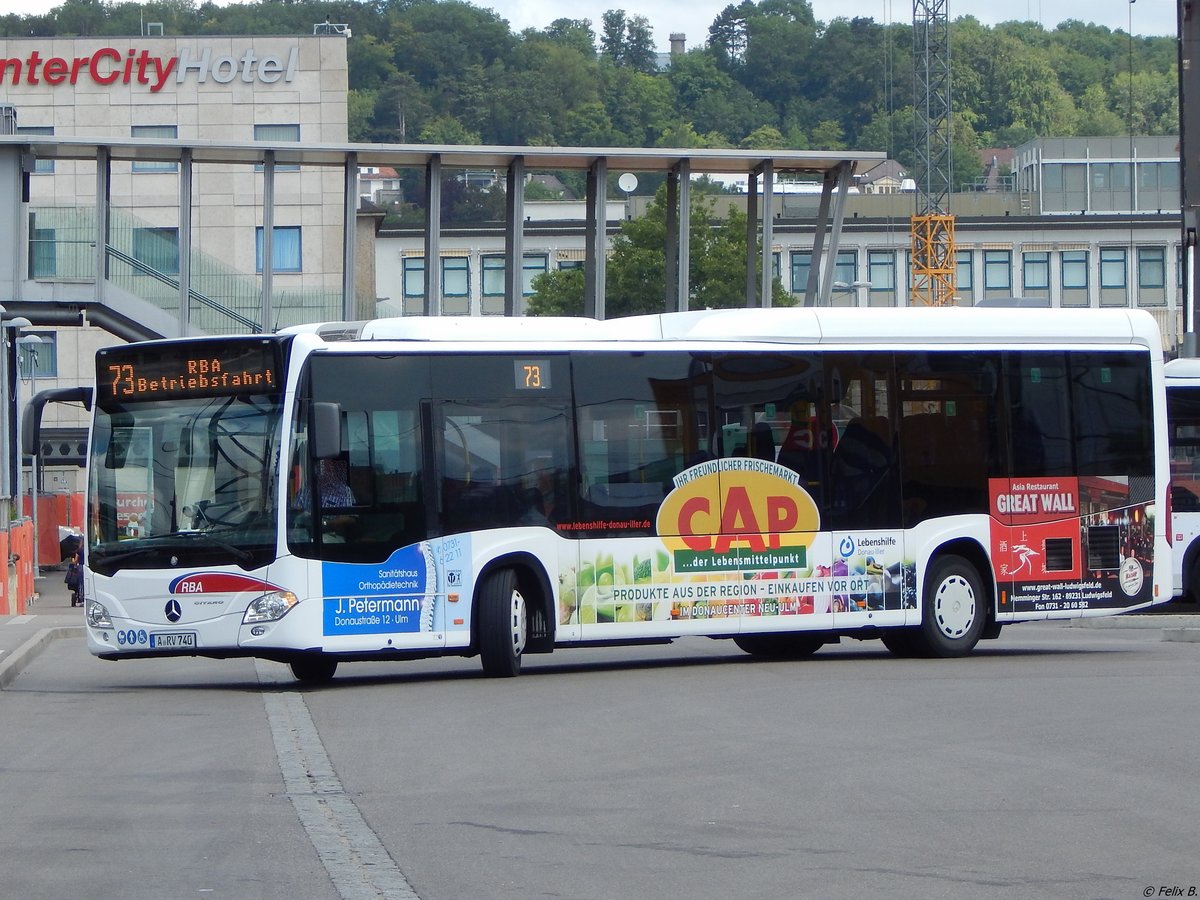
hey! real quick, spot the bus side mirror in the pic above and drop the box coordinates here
[311,402,343,459]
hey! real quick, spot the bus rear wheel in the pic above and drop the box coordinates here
[916,554,986,658]
[290,655,338,684]
[734,633,825,659]
[479,568,527,677]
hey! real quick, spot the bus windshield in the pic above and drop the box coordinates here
[88,394,284,572]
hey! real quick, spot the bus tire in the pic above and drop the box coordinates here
[880,629,923,657]
[916,554,986,658]
[290,655,338,684]
[734,633,824,659]
[1186,557,1200,603]
[479,568,527,677]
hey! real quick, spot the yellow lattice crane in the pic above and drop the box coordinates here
[911,213,956,306]
[911,0,956,306]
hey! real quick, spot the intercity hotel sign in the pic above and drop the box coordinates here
[0,45,300,93]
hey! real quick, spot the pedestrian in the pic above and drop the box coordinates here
[65,548,83,607]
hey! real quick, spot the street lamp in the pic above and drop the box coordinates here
[18,333,43,576]
[832,280,872,306]
[1,315,31,531]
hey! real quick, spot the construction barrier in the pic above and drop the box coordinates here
[69,491,85,531]
[0,530,8,616]
[22,491,76,566]
[10,520,32,615]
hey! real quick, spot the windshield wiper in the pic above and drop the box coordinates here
[91,545,166,567]
[176,531,255,563]
[94,532,255,567]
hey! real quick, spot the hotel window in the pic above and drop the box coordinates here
[131,125,178,172]
[132,227,180,276]
[1060,250,1089,307]
[1138,247,1166,289]
[868,250,897,303]
[1100,248,1127,289]
[1137,246,1167,306]
[254,124,300,171]
[443,257,469,297]
[790,251,812,296]
[403,258,425,298]
[255,226,302,273]
[523,255,548,295]
[834,249,856,286]
[16,126,54,173]
[18,332,58,378]
[983,250,1012,291]
[481,254,550,298]
[1022,252,1050,291]
[482,255,505,297]
[29,225,56,278]
[1061,251,1089,290]
[955,249,973,292]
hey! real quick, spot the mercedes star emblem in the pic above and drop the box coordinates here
[165,599,182,623]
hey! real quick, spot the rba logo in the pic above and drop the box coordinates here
[1,45,299,94]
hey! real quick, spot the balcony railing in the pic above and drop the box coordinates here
[27,205,343,335]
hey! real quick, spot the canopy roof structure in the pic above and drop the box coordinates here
[0,135,885,331]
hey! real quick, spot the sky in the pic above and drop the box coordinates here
[3,0,1179,46]
[490,0,1178,46]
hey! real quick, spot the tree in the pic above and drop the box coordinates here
[418,115,482,145]
[1076,84,1125,136]
[348,34,396,92]
[622,14,658,74]
[600,66,676,146]
[740,125,786,149]
[668,50,777,145]
[526,267,586,316]
[599,9,657,73]
[708,1,756,67]
[739,0,818,117]
[347,90,376,142]
[527,186,789,317]
[600,10,628,64]
[535,18,596,57]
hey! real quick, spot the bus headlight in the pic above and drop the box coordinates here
[243,590,299,624]
[85,600,112,628]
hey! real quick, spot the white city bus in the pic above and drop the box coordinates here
[1164,357,1200,601]
[79,307,1172,682]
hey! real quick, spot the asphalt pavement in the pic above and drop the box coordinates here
[1,570,1197,690]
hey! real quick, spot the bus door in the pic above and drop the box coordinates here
[707,353,834,633]
[824,353,906,628]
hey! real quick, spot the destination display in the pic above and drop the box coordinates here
[97,340,283,404]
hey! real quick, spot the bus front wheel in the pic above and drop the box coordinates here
[479,568,527,677]
[917,554,986,658]
[290,655,338,684]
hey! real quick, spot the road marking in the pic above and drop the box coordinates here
[256,660,420,900]
[4,615,35,625]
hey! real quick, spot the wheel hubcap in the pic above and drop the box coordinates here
[510,589,527,655]
[933,574,975,639]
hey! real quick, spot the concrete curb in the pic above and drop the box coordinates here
[1161,628,1200,642]
[1068,615,1200,641]
[0,625,86,690]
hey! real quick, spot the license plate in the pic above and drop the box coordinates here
[150,632,197,649]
